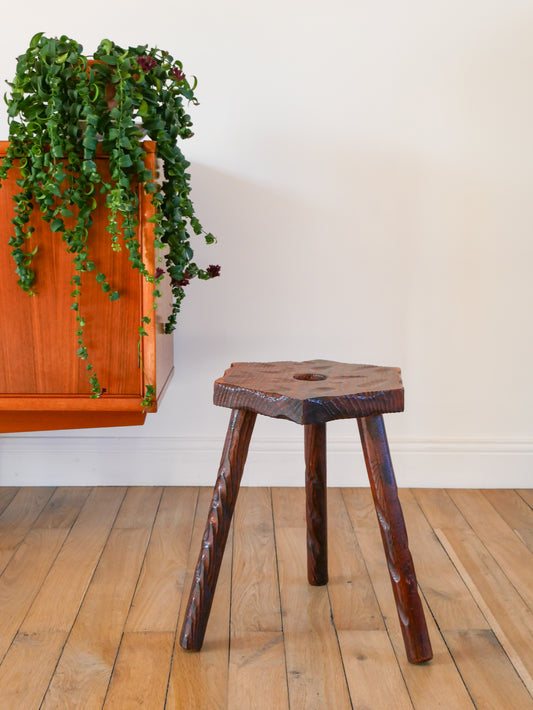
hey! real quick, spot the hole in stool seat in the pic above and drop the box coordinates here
[293,372,327,381]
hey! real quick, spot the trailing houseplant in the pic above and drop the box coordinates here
[0,32,219,402]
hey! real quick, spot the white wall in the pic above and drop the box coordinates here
[1,1,532,487]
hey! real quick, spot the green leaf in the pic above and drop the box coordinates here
[109,290,120,301]
[100,54,118,66]
[29,32,45,49]
[95,272,106,283]
[83,135,98,153]
[50,218,64,232]
[118,153,132,168]
[82,159,97,175]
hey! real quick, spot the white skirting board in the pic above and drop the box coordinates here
[0,435,531,488]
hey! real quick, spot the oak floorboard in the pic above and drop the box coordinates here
[0,631,68,709]
[445,630,533,710]
[228,631,289,710]
[21,487,127,634]
[411,488,467,530]
[0,487,55,574]
[414,489,533,696]
[113,486,163,530]
[0,528,68,662]
[338,630,414,709]
[167,487,233,710]
[327,487,383,631]
[448,489,533,610]
[518,489,533,508]
[231,487,281,633]
[436,527,533,697]
[126,486,198,633]
[40,527,152,709]
[342,488,476,710]
[397,488,489,631]
[227,488,288,708]
[0,486,530,709]
[33,486,91,529]
[0,488,19,516]
[482,489,533,553]
[271,486,306,527]
[272,488,352,710]
[104,632,174,709]
[275,527,352,709]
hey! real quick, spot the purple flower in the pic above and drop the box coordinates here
[171,66,185,82]
[155,267,165,279]
[206,264,221,278]
[171,277,190,288]
[137,55,157,73]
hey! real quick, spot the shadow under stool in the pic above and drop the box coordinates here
[179,359,433,664]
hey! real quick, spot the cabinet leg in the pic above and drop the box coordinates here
[305,422,328,585]
[358,414,433,664]
[179,408,257,651]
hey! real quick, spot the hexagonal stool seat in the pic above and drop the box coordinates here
[179,360,433,664]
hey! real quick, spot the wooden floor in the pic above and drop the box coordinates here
[0,486,531,709]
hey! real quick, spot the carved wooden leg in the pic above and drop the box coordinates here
[305,422,328,585]
[358,414,433,664]
[179,408,257,651]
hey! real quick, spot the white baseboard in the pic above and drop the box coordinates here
[0,435,532,488]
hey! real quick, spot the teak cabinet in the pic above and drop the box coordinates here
[0,141,174,433]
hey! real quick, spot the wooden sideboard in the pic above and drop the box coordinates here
[0,141,173,433]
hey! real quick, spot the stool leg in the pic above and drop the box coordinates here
[179,408,257,651]
[358,414,433,664]
[305,422,328,585]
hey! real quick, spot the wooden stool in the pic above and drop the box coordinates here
[179,360,433,664]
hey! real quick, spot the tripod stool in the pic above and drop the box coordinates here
[179,359,433,664]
